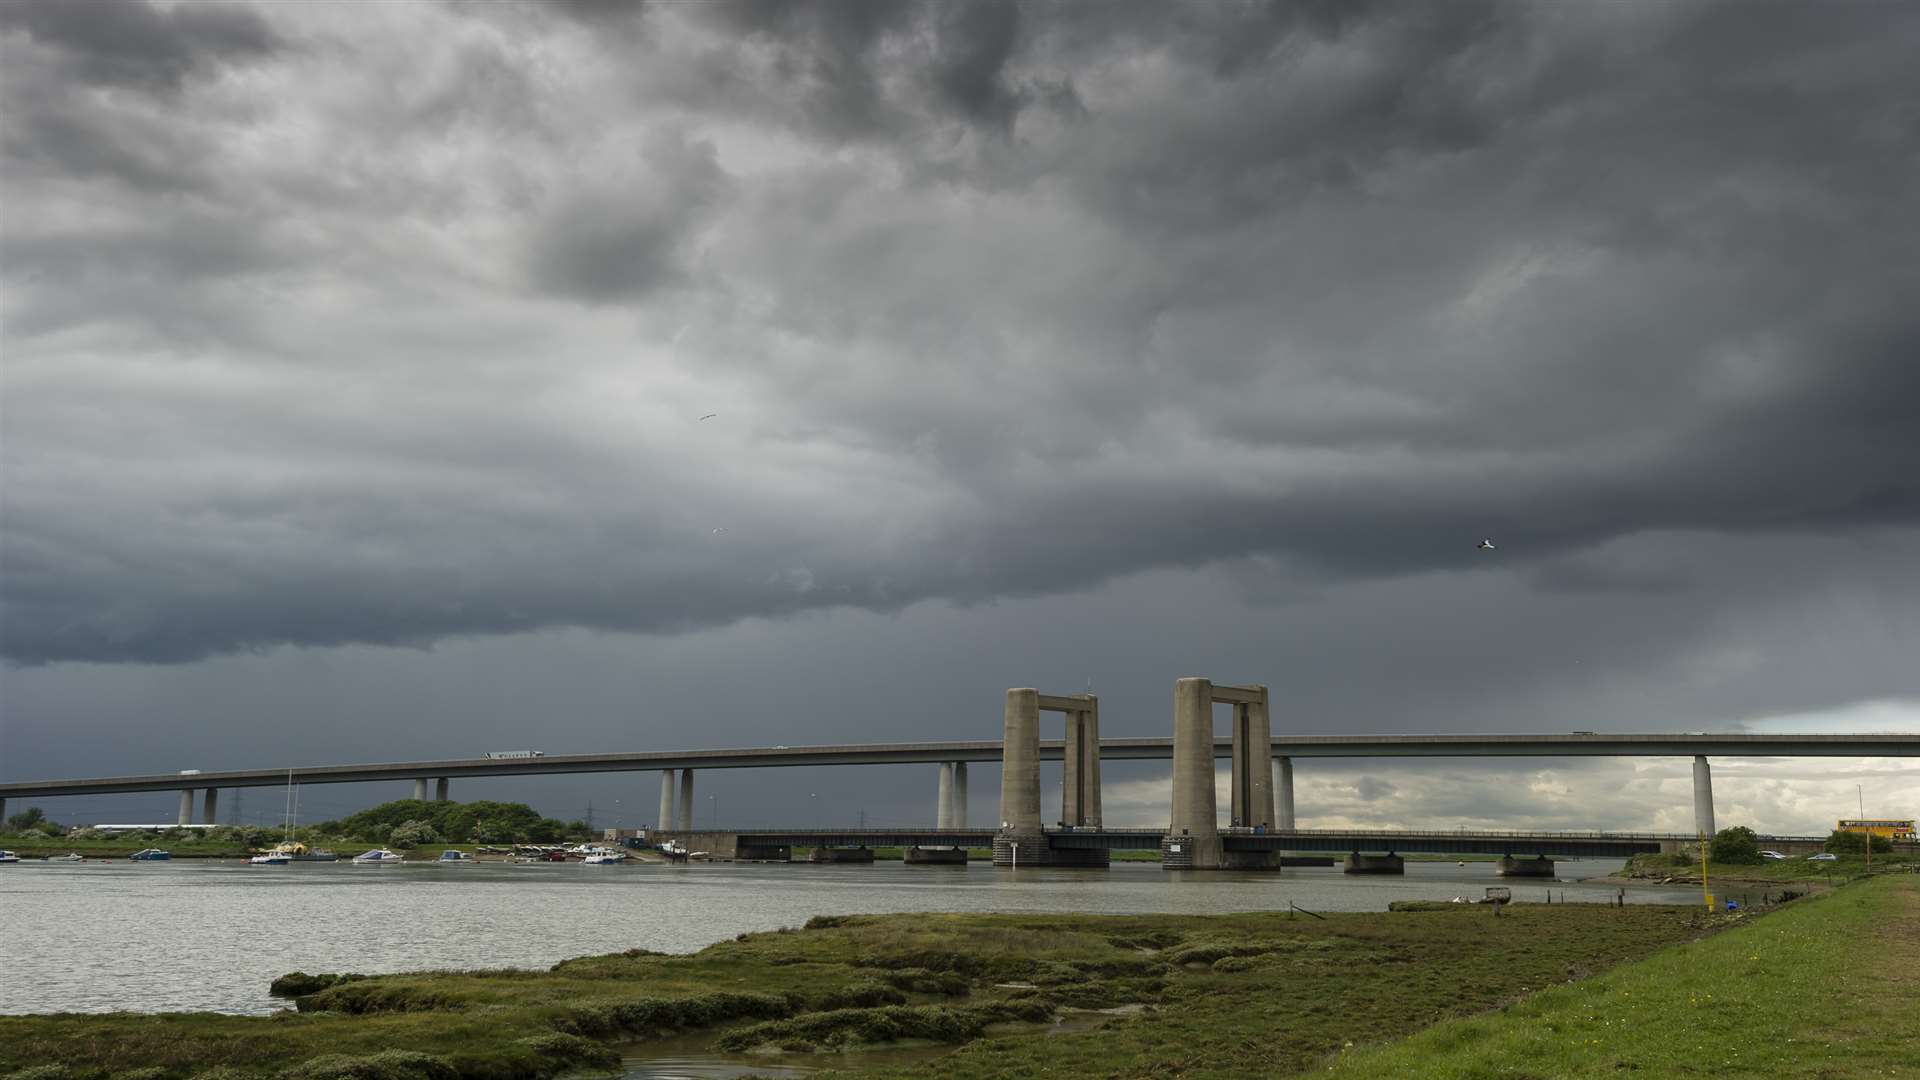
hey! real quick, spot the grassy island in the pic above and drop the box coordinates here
[2,878,1913,1080]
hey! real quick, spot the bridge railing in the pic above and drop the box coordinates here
[679,825,1822,841]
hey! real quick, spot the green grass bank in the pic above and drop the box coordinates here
[1324,874,1919,1078]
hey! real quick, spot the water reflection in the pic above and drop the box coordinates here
[0,857,1699,1016]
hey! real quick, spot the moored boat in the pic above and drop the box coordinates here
[0,850,19,864]
[249,852,290,865]
[582,848,627,864]
[128,848,171,861]
[351,848,403,864]
[437,849,474,862]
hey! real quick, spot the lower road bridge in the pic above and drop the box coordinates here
[643,825,1804,874]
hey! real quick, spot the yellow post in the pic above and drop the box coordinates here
[1700,831,1713,909]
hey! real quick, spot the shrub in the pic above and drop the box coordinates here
[5,1066,74,1080]
[1824,829,1894,855]
[387,820,439,850]
[1708,825,1763,865]
[510,1033,619,1069]
[713,1001,1054,1052]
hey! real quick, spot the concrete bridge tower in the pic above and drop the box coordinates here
[993,687,1108,867]
[1163,677,1279,869]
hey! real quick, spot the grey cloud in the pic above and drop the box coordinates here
[4,0,1920,668]
[523,130,730,302]
[0,0,280,92]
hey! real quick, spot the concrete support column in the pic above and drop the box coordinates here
[413,778,428,802]
[178,789,195,826]
[1228,687,1274,829]
[937,763,955,829]
[998,688,1042,833]
[678,769,695,830]
[201,788,219,825]
[0,798,7,823]
[1061,697,1102,827]
[1164,677,1222,869]
[1274,757,1296,831]
[659,770,676,830]
[953,762,968,828]
[434,778,449,802]
[1693,755,1715,837]
[1081,700,1101,828]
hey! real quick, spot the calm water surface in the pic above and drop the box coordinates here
[0,857,1703,1015]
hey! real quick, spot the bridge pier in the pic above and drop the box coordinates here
[1498,855,1556,878]
[996,688,1107,867]
[659,770,675,830]
[1693,755,1715,838]
[435,778,449,802]
[177,789,194,826]
[953,762,968,827]
[1274,757,1295,831]
[1344,852,1405,875]
[937,763,955,828]
[1062,697,1102,828]
[201,788,219,825]
[413,778,428,802]
[1223,684,1280,870]
[809,846,875,864]
[1163,678,1224,870]
[905,845,968,865]
[678,769,695,830]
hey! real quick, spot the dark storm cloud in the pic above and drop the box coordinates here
[3,1,1920,667]
[0,0,279,92]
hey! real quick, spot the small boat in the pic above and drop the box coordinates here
[54,853,86,862]
[0,850,19,864]
[437,849,474,862]
[250,852,291,865]
[583,852,627,864]
[351,848,403,864]
[296,849,339,863]
[128,848,171,861]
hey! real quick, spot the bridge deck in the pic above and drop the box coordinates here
[5,733,1915,798]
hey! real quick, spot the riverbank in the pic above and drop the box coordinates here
[1,895,1740,1079]
[1323,875,1920,1077]
[1599,851,1918,888]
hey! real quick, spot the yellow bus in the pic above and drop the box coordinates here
[1837,819,1915,841]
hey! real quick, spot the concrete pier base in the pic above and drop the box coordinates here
[677,769,695,830]
[1693,755,1716,838]
[994,834,1110,867]
[733,843,790,862]
[178,789,194,826]
[201,788,219,825]
[904,846,968,865]
[412,778,428,802]
[1344,853,1406,875]
[434,778,449,802]
[1497,855,1557,878]
[659,771,675,831]
[809,846,875,864]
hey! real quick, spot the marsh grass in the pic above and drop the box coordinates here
[0,901,1750,1080]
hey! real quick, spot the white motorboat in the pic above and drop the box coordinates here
[582,851,627,864]
[250,852,290,865]
[437,849,475,863]
[351,848,403,864]
[53,853,85,862]
[0,850,19,864]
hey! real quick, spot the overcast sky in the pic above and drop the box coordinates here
[2,1,1916,835]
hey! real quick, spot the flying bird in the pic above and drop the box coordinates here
[711,527,727,535]
[1477,539,1496,550]
[698,413,718,421]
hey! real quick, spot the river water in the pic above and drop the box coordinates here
[0,857,1705,1016]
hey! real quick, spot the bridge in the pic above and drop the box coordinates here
[4,677,1914,872]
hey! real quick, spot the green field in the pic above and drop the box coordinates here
[1324,874,1920,1078]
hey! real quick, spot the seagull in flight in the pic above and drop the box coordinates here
[1477,538,1496,551]
[698,413,718,421]
[711,527,727,535]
